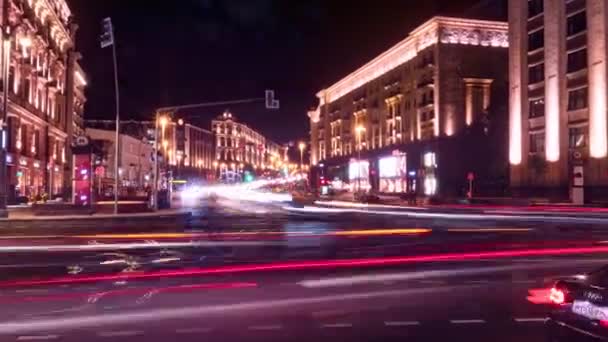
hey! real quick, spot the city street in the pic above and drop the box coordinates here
[2,196,608,341]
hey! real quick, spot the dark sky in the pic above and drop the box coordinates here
[68,0,506,143]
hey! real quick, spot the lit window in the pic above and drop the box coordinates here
[529,98,545,118]
[569,127,587,149]
[423,152,436,168]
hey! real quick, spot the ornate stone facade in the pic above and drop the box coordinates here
[2,0,86,202]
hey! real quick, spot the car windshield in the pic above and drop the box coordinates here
[3,0,608,341]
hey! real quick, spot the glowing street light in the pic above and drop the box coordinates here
[298,141,306,170]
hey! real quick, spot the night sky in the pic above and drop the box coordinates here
[68,0,506,144]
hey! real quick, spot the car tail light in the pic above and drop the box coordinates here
[550,287,565,305]
[600,320,608,328]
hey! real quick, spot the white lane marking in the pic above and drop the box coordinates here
[175,327,213,334]
[97,330,144,337]
[450,319,485,324]
[297,259,608,288]
[287,205,608,224]
[514,317,547,323]
[0,286,483,334]
[248,325,282,331]
[0,240,282,253]
[322,323,352,328]
[17,336,59,341]
[384,321,420,326]
[298,262,580,289]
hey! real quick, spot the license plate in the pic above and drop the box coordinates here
[572,300,608,320]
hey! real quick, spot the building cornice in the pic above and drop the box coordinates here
[317,16,508,105]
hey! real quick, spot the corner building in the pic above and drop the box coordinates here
[509,0,608,201]
[309,16,508,197]
[2,0,86,202]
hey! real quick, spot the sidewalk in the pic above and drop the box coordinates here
[316,193,608,217]
[0,208,192,234]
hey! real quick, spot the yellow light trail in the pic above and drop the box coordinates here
[75,228,432,240]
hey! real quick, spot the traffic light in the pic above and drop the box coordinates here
[100,18,114,48]
[265,90,280,109]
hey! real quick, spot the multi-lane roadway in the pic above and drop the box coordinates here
[2,195,608,341]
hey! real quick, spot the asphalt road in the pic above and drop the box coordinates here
[3,198,608,341]
[0,256,605,341]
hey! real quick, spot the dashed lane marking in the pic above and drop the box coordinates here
[514,317,547,323]
[384,321,421,326]
[248,325,283,331]
[322,323,353,328]
[450,319,485,324]
[97,330,144,338]
[175,327,213,334]
[16,336,59,341]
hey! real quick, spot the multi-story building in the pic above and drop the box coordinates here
[86,119,216,183]
[509,0,608,202]
[3,0,86,202]
[212,110,281,180]
[86,127,154,196]
[309,16,508,197]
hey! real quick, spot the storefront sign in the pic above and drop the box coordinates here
[379,154,407,193]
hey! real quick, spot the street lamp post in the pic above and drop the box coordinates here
[355,125,366,194]
[0,7,10,217]
[298,142,306,172]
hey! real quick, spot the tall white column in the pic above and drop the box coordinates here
[508,0,526,166]
[587,0,608,158]
[543,0,565,163]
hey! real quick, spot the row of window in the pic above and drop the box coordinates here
[528,47,587,85]
[527,11,587,52]
[528,86,588,118]
[529,126,587,154]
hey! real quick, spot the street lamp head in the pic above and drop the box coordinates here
[19,36,31,48]
[356,125,366,134]
[162,140,169,149]
[213,161,219,168]
[177,118,184,126]
[298,142,306,150]
[159,116,169,127]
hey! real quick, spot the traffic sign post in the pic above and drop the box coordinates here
[467,172,474,199]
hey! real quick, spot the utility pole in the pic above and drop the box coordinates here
[0,0,10,217]
[100,18,120,214]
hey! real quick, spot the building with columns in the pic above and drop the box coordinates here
[2,0,86,203]
[509,0,608,201]
[309,16,509,197]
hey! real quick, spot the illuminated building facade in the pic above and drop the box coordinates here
[3,0,86,203]
[509,0,608,201]
[309,16,508,197]
[212,111,281,181]
[86,119,216,183]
